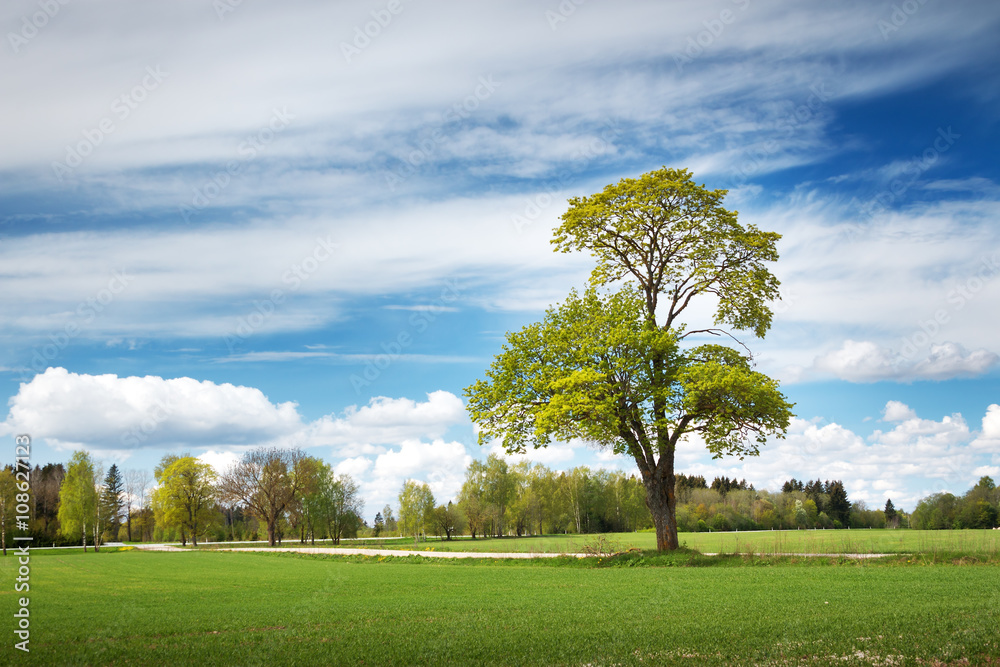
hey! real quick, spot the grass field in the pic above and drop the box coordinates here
[200,529,1000,557]
[4,547,1000,665]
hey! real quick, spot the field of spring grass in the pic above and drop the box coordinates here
[197,528,1000,557]
[3,546,1000,665]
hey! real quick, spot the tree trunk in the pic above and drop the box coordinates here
[645,467,679,551]
[267,521,276,547]
[127,512,132,542]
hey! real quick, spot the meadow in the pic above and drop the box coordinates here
[3,541,1000,665]
[201,528,1000,557]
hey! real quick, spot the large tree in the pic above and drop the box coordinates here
[57,451,99,552]
[466,168,793,550]
[151,456,217,547]
[218,447,307,546]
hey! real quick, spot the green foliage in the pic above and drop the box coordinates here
[398,480,435,542]
[151,456,217,546]
[467,167,793,550]
[58,450,98,549]
[302,465,364,544]
[100,463,125,540]
[911,479,1000,530]
[553,167,782,338]
[218,446,308,547]
[466,286,792,461]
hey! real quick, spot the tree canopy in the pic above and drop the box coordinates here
[398,480,435,543]
[58,450,98,551]
[466,167,793,550]
[218,446,308,547]
[151,456,217,547]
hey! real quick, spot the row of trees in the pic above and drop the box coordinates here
[393,455,654,542]
[389,457,918,542]
[909,477,1000,530]
[5,446,997,552]
[1,447,365,551]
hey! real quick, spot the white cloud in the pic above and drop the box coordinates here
[4,367,302,451]
[810,340,997,383]
[306,390,465,455]
[362,439,474,512]
[882,401,917,422]
[970,404,1000,452]
[813,340,899,382]
[2,371,471,479]
[914,343,999,380]
[870,413,970,450]
[198,450,240,476]
[334,456,373,478]
[981,404,1000,439]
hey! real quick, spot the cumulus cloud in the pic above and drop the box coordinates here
[198,450,240,476]
[3,367,302,451]
[1,370,470,473]
[810,340,997,382]
[870,413,970,449]
[305,390,466,455]
[812,340,901,382]
[981,404,1000,439]
[882,400,917,422]
[970,404,1000,452]
[914,343,999,380]
[334,456,374,478]
[353,439,474,513]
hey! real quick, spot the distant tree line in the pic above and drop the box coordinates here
[3,449,998,551]
[394,455,654,542]
[0,448,364,550]
[909,477,999,530]
[673,475,879,532]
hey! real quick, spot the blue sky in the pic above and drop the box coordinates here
[2,0,999,518]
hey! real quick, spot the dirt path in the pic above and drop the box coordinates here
[143,545,897,560]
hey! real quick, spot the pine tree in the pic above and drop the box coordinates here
[101,464,124,541]
[884,498,898,528]
[827,481,851,527]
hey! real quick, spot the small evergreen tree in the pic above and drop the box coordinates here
[827,481,850,527]
[884,498,897,528]
[101,464,125,541]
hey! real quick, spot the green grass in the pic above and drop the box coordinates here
[4,548,999,665]
[205,529,1000,557]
